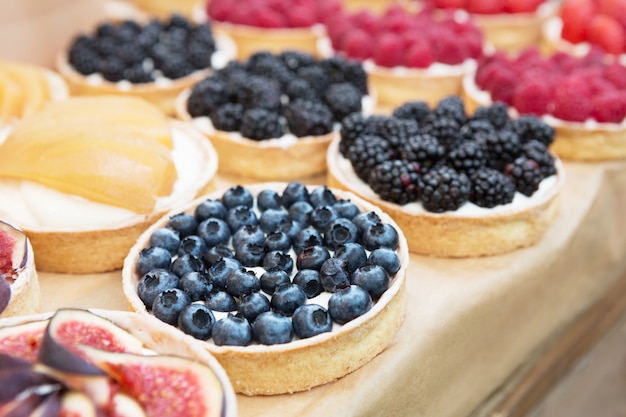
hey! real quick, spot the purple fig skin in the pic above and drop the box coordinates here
[37,327,104,376]
[35,391,62,417]
[0,277,10,315]
[0,368,58,405]
[0,352,31,369]
[1,392,46,417]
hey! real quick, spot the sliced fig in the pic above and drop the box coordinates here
[0,391,46,417]
[29,391,62,417]
[0,319,48,362]
[110,392,147,417]
[58,391,98,417]
[0,368,58,405]
[0,351,32,369]
[0,220,28,283]
[0,278,9,316]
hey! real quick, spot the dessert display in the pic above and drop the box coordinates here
[121,182,409,395]
[56,14,234,115]
[0,96,219,273]
[463,47,626,160]
[327,5,483,110]
[0,220,40,318]
[204,0,337,59]
[0,308,237,416]
[176,51,370,180]
[327,96,563,257]
[0,59,68,125]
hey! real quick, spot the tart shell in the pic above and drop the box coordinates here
[1,229,40,319]
[122,182,409,395]
[326,137,564,257]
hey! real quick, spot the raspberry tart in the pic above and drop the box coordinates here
[0,308,237,416]
[175,51,371,181]
[0,96,218,273]
[122,182,409,395]
[463,47,626,160]
[56,14,234,115]
[327,5,483,110]
[327,96,564,257]
[0,220,40,318]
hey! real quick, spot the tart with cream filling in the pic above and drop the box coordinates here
[0,96,218,273]
[327,96,564,257]
[122,182,408,395]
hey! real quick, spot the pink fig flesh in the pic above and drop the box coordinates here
[0,319,47,362]
[0,220,28,283]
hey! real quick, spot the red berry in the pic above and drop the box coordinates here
[255,8,288,28]
[504,0,544,13]
[586,14,626,54]
[598,0,626,30]
[404,38,434,68]
[326,13,351,49]
[560,0,596,44]
[316,0,343,24]
[590,90,626,123]
[512,77,553,116]
[431,29,469,65]
[551,78,593,122]
[604,62,626,89]
[373,33,405,67]
[486,65,516,105]
[287,5,317,27]
[433,0,467,8]
[341,29,374,60]
[206,0,231,21]
[466,0,505,14]
[350,10,380,34]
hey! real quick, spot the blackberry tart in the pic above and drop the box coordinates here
[122,182,409,395]
[175,51,372,180]
[56,14,235,115]
[327,97,564,257]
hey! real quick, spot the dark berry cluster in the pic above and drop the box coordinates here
[186,52,367,140]
[340,96,557,212]
[67,15,216,83]
[136,182,401,346]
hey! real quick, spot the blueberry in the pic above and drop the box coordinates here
[222,185,254,209]
[203,245,234,267]
[319,257,350,292]
[226,205,258,233]
[293,269,322,298]
[232,224,265,248]
[352,211,381,233]
[226,268,261,297]
[149,228,180,256]
[296,245,330,271]
[166,212,198,238]
[362,222,399,251]
[270,284,306,316]
[212,314,252,346]
[194,198,227,221]
[334,199,360,219]
[328,285,372,324]
[260,269,291,295]
[177,235,207,259]
[367,248,401,276]
[152,288,191,325]
[252,311,293,345]
[178,303,215,340]
[170,253,205,277]
[207,256,241,290]
[334,242,367,273]
[257,189,282,211]
[288,201,313,225]
[137,246,172,276]
[238,292,271,322]
[309,205,338,231]
[263,251,294,274]
[281,181,309,208]
[179,271,212,301]
[324,218,359,250]
[309,186,337,208]
[292,304,332,338]
[274,219,303,241]
[206,291,237,312]
[137,269,179,309]
[235,241,265,267]
[259,209,289,233]
[292,227,323,254]
[351,264,390,299]
[263,231,291,253]
[197,218,231,247]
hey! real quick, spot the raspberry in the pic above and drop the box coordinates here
[590,90,626,123]
[379,8,413,34]
[433,0,467,8]
[316,0,343,24]
[586,14,626,55]
[373,33,405,68]
[466,0,505,14]
[551,88,592,122]
[598,0,626,30]
[486,65,517,105]
[504,0,544,13]
[404,38,434,68]
[206,0,231,21]
[431,29,468,65]
[341,29,374,61]
[512,77,552,116]
[255,8,288,28]
[287,5,317,28]
[605,62,626,89]
[326,13,351,50]
[560,0,596,44]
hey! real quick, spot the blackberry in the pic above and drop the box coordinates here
[520,140,556,178]
[123,64,154,83]
[420,116,462,151]
[284,99,334,137]
[297,64,331,93]
[365,115,391,137]
[323,82,363,121]
[68,42,100,75]
[239,108,284,140]
[504,156,543,196]
[186,77,229,116]
[339,112,370,157]
[471,105,491,121]
[280,50,317,71]
[447,140,486,175]
[459,118,495,140]
[418,165,470,212]
[347,135,394,182]
[187,39,213,69]
[485,102,510,129]
[482,129,522,171]
[338,58,368,94]
[247,52,295,88]
[168,14,192,30]
[114,41,146,66]
[392,100,432,124]
[378,117,420,150]
[100,56,126,82]
[367,160,421,205]
[160,55,195,79]
[210,103,244,132]
[285,78,317,102]
[236,75,282,111]
[469,167,516,208]
[434,95,466,125]
[510,115,555,147]
[397,133,445,171]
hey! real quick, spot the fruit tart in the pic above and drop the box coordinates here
[0,308,237,416]
[204,0,339,60]
[326,96,564,257]
[56,14,234,115]
[175,51,372,181]
[0,59,68,126]
[0,96,218,273]
[122,182,409,395]
[0,220,40,318]
[463,47,626,160]
[327,5,483,111]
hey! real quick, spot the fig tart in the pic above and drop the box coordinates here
[0,96,218,273]
[122,182,409,395]
[0,308,237,417]
[175,51,372,181]
[327,96,564,257]
[0,220,40,319]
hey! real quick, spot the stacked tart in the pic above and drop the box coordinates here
[327,96,564,257]
[327,5,483,110]
[122,182,409,395]
[0,308,236,416]
[0,220,40,318]
[463,47,626,160]
[56,14,233,115]
[0,96,218,273]
[176,51,370,180]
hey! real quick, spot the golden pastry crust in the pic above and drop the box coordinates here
[122,183,409,395]
[130,0,199,18]
[326,137,564,257]
[1,233,40,318]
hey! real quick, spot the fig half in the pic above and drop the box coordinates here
[0,319,48,362]
[0,220,28,315]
